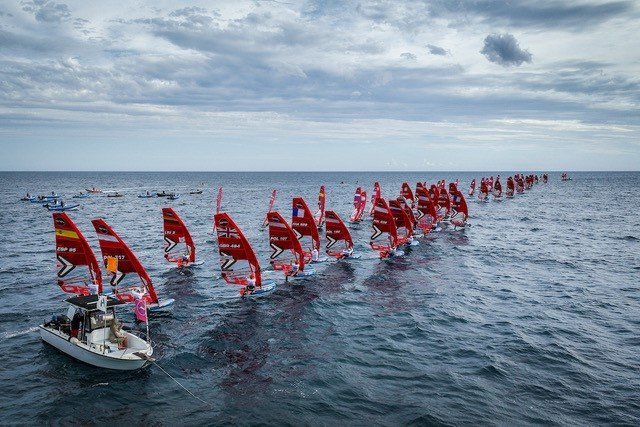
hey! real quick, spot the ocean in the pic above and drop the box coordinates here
[0,171,638,425]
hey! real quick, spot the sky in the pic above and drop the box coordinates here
[1,0,639,171]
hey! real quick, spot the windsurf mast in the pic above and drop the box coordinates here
[261,189,277,228]
[162,208,196,266]
[91,219,159,304]
[53,213,103,296]
[214,212,263,286]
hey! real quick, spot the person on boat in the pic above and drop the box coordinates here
[70,310,83,339]
[110,318,128,349]
[311,247,319,262]
[146,191,150,196]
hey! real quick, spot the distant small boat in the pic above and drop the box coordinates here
[47,203,79,211]
[138,192,154,198]
[86,187,102,193]
[189,189,203,195]
[156,191,169,197]
[168,193,180,200]
[106,192,123,198]
[20,194,35,202]
[43,193,60,200]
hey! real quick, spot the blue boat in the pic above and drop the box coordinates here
[47,203,79,212]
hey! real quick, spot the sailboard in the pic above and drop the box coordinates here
[450,189,469,228]
[416,186,438,234]
[162,208,201,268]
[53,213,103,296]
[370,198,401,258]
[400,182,415,208]
[349,187,363,223]
[389,199,416,246]
[325,210,360,259]
[268,211,314,278]
[214,212,276,297]
[92,218,174,311]
[292,197,327,263]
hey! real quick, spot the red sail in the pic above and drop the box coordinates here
[437,187,451,217]
[214,212,263,286]
[369,182,381,216]
[450,190,469,227]
[268,211,305,272]
[325,210,354,258]
[91,218,159,304]
[162,208,196,266]
[291,197,321,262]
[468,179,476,196]
[53,213,103,295]
[356,190,367,221]
[397,197,417,230]
[493,178,503,197]
[314,185,326,227]
[389,199,412,244]
[429,185,442,220]
[400,182,415,208]
[370,198,398,254]
[506,177,515,196]
[350,187,362,222]
[261,189,277,228]
[416,187,438,233]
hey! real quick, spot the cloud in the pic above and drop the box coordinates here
[480,33,532,67]
[400,52,416,61]
[426,44,448,56]
[21,0,71,23]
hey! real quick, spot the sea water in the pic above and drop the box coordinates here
[0,172,638,425]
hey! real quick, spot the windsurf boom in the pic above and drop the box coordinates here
[325,210,356,259]
[92,218,169,308]
[162,208,197,267]
[370,198,399,258]
[314,185,326,229]
[53,213,103,296]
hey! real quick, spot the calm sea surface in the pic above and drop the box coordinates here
[0,172,638,425]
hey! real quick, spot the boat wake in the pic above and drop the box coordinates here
[2,326,39,339]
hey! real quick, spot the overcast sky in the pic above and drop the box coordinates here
[1,0,639,171]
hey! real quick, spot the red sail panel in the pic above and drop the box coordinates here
[468,179,476,196]
[214,212,263,286]
[369,182,381,216]
[450,190,469,226]
[350,187,362,222]
[261,189,277,228]
[268,211,305,272]
[493,179,503,197]
[389,199,412,243]
[91,218,158,304]
[314,185,326,228]
[506,177,515,196]
[370,198,398,253]
[416,187,438,233]
[397,197,417,230]
[325,210,353,258]
[291,197,321,262]
[437,187,451,217]
[401,182,415,208]
[162,208,196,265]
[356,190,367,221]
[429,185,443,220]
[53,213,103,295]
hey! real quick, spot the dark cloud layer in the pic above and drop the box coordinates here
[427,44,447,56]
[481,33,532,67]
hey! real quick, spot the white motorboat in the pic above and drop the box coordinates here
[40,295,153,370]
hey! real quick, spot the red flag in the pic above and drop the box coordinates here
[135,298,148,323]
